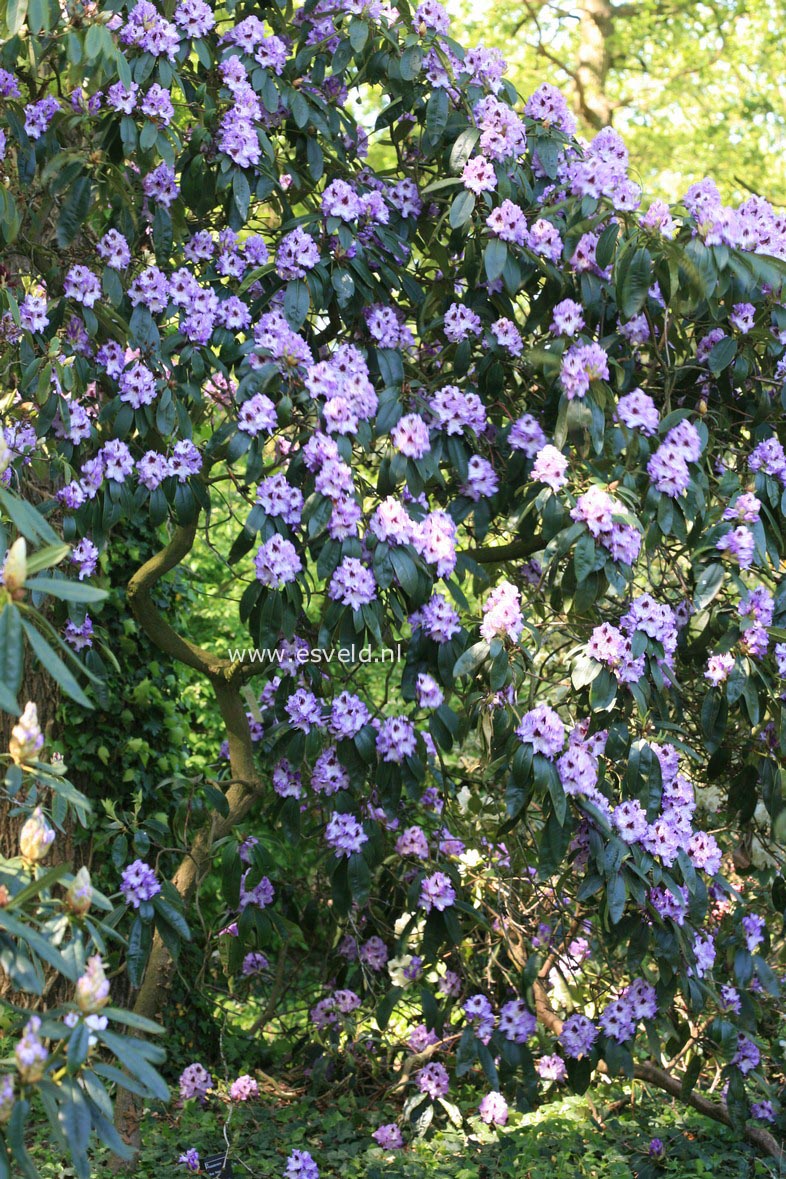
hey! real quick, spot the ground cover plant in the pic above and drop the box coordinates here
[1,0,786,1174]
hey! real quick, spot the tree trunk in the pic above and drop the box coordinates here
[576,0,614,128]
[112,524,265,1165]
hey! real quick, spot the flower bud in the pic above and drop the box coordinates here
[2,537,27,593]
[19,806,55,864]
[0,435,11,478]
[0,1075,13,1122]
[14,1016,48,1083]
[66,866,93,916]
[75,955,110,1014]
[9,702,44,765]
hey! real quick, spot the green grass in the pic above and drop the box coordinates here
[25,1085,783,1179]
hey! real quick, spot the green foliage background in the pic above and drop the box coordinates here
[445,0,786,204]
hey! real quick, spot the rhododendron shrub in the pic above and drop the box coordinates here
[2,0,786,1169]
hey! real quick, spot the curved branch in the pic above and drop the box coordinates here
[531,977,783,1161]
[116,516,269,1164]
[126,519,268,683]
[127,520,227,678]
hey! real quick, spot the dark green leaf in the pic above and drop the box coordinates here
[400,45,423,80]
[56,176,92,248]
[707,336,737,374]
[26,576,107,603]
[424,89,449,147]
[449,190,475,230]
[694,563,724,610]
[0,488,60,545]
[21,619,92,708]
[617,247,652,319]
[453,641,490,679]
[284,279,310,329]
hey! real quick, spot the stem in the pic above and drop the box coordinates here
[531,976,784,1162]
[114,519,267,1164]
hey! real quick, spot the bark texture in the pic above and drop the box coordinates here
[576,0,614,128]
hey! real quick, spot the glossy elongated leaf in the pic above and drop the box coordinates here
[607,872,627,924]
[284,279,309,329]
[0,488,60,545]
[693,563,724,610]
[56,176,92,248]
[153,897,191,941]
[6,1100,37,1179]
[232,171,251,221]
[708,336,737,374]
[5,0,29,37]
[125,915,149,988]
[25,542,70,575]
[66,1020,91,1073]
[449,189,475,229]
[484,238,507,282]
[25,576,107,603]
[424,88,449,147]
[0,909,77,978]
[399,44,422,80]
[21,619,92,708]
[449,127,480,172]
[453,640,490,679]
[6,863,70,910]
[0,604,22,708]
[102,1004,163,1032]
[617,246,652,318]
[95,1029,169,1100]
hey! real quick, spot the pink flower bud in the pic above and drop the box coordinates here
[66,867,93,916]
[19,806,54,863]
[75,955,110,1014]
[2,537,26,593]
[9,702,44,765]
